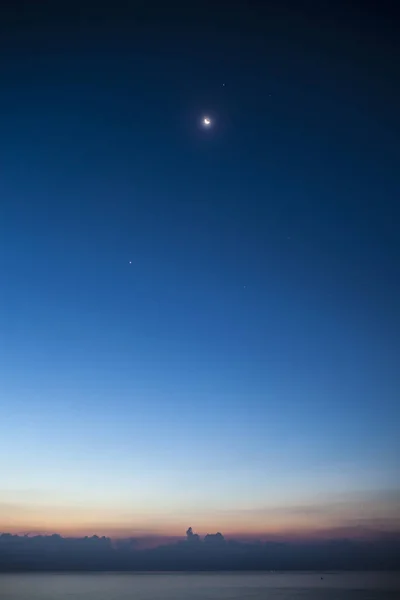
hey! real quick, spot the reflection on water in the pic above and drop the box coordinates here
[0,572,399,600]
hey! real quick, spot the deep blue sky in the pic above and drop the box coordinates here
[0,1,399,538]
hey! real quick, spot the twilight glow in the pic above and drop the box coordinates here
[0,0,399,547]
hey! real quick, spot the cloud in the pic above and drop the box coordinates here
[1,528,399,571]
[1,488,399,541]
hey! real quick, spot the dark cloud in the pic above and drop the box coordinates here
[186,527,200,542]
[204,532,225,545]
[1,527,399,571]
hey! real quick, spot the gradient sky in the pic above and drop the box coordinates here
[0,1,399,540]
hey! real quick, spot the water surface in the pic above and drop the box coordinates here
[1,572,399,600]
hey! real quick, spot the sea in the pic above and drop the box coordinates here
[0,572,399,600]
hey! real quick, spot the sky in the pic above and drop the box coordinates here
[0,1,399,541]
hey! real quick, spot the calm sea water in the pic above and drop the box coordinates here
[0,572,399,600]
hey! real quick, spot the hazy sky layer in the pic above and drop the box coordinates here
[0,1,399,539]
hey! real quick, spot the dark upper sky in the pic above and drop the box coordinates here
[0,0,399,537]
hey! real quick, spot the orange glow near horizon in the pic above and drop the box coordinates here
[1,489,399,542]
[2,513,399,543]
